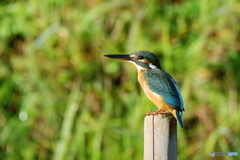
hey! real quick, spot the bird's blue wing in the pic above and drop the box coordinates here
[144,69,184,111]
[162,70,185,111]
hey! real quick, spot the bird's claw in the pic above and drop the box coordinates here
[145,110,173,120]
[145,109,168,115]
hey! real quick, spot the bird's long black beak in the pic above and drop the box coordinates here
[104,54,132,61]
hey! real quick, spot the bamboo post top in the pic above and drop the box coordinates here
[144,113,177,160]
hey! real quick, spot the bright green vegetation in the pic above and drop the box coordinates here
[0,0,239,159]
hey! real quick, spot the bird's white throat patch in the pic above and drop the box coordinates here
[128,61,158,71]
[128,61,146,71]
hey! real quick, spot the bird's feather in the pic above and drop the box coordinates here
[144,69,184,111]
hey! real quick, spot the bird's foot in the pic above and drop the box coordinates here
[145,109,168,115]
[145,109,173,119]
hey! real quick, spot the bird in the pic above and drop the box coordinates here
[104,50,185,128]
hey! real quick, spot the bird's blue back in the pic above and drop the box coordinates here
[144,69,184,112]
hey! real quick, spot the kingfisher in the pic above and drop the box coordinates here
[104,50,185,128]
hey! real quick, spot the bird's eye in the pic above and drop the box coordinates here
[138,56,144,59]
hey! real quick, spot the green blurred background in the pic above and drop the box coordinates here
[0,0,239,159]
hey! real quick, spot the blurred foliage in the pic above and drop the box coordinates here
[0,0,240,159]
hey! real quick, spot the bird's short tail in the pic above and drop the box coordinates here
[175,110,184,128]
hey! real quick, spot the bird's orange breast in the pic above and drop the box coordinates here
[138,70,175,114]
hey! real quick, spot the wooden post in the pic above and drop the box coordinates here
[144,114,177,160]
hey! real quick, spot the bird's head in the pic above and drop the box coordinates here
[104,50,161,71]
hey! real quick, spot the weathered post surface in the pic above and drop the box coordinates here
[144,114,177,160]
